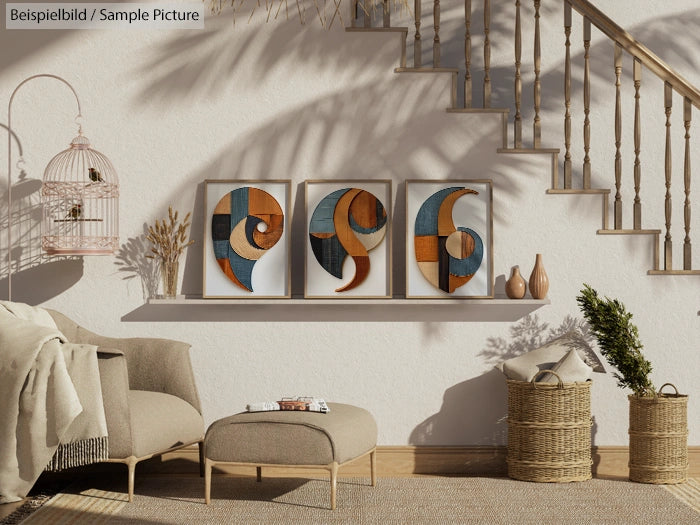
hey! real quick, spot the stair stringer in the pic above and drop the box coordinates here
[345,27,700,276]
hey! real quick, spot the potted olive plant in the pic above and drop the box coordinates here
[577,284,688,484]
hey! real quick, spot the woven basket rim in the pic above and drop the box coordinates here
[507,378,592,386]
[628,393,688,400]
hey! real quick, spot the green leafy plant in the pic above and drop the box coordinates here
[576,284,655,397]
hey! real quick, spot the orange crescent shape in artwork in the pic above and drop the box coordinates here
[333,188,371,292]
[436,188,479,237]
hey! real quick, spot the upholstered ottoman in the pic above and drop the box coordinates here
[203,403,377,509]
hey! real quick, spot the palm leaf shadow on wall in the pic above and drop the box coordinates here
[114,225,160,303]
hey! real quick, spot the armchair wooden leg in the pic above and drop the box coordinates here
[204,458,213,505]
[329,461,338,510]
[198,441,205,478]
[126,457,137,503]
[370,448,377,486]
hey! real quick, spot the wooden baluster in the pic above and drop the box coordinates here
[433,0,440,67]
[663,83,673,269]
[383,0,390,27]
[633,58,642,229]
[563,2,572,188]
[414,0,422,67]
[683,98,692,269]
[533,0,542,148]
[614,44,623,228]
[464,0,472,108]
[582,18,592,189]
[350,0,357,27]
[514,0,522,148]
[483,0,491,107]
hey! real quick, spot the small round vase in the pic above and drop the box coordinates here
[528,254,549,299]
[505,266,527,299]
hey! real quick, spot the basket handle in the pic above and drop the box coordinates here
[657,383,680,396]
[531,369,563,389]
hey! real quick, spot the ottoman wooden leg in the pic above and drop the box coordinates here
[198,441,205,478]
[370,448,377,486]
[256,466,262,482]
[330,461,338,510]
[204,458,213,505]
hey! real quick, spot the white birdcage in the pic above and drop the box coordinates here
[41,132,119,255]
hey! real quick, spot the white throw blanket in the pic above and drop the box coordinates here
[0,302,108,504]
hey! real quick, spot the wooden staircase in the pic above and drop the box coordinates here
[346,0,700,276]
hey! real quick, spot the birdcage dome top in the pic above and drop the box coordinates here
[69,133,91,150]
[43,133,119,186]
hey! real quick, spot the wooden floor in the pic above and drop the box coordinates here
[3,445,697,520]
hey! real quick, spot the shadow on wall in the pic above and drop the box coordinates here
[0,131,83,302]
[478,313,596,365]
[114,223,160,303]
[409,368,510,448]
[116,6,700,303]
[409,314,599,469]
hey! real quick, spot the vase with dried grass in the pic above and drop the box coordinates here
[146,207,194,299]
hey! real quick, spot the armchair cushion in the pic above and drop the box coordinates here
[129,390,204,458]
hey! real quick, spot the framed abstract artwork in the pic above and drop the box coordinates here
[203,180,291,298]
[305,180,392,299]
[405,179,493,299]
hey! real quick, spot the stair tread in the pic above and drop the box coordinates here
[597,229,662,235]
[547,188,611,194]
[648,269,700,275]
[395,67,460,73]
[447,108,510,114]
[346,27,408,32]
[497,148,560,154]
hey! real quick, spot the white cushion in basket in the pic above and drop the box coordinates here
[537,348,593,383]
[498,331,603,381]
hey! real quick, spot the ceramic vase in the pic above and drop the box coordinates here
[528,254,549,299]
[505,266,527,299]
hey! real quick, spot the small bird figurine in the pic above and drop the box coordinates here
[67,204,82,220]
[88,168,103,182]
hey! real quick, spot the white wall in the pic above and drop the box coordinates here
[1,0,698,447]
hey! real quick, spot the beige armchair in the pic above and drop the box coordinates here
[47,310,204,502]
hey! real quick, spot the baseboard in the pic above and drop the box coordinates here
[158,445,700,479]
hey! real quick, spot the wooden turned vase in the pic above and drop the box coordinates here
[528,254,549,299]
[505,266,527,299]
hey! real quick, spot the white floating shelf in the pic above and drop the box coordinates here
[122,297,551,323]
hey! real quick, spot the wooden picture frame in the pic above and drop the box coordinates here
[203,180,291,298]
[305,180,392,299]
[405,179,494,299]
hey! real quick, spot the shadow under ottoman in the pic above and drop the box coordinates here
[203,403,378,509]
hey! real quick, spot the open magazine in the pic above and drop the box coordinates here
[246,397,330,413]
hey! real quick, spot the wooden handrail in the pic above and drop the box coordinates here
[568,0,700,108]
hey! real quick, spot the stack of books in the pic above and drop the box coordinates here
[246,397,330,413]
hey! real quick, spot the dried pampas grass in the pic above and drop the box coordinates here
[145,207,195,265]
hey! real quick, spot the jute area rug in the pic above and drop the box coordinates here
[8,476,700,525]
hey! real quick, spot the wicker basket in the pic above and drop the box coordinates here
[628,383,688,484]
[507,370,592,482]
